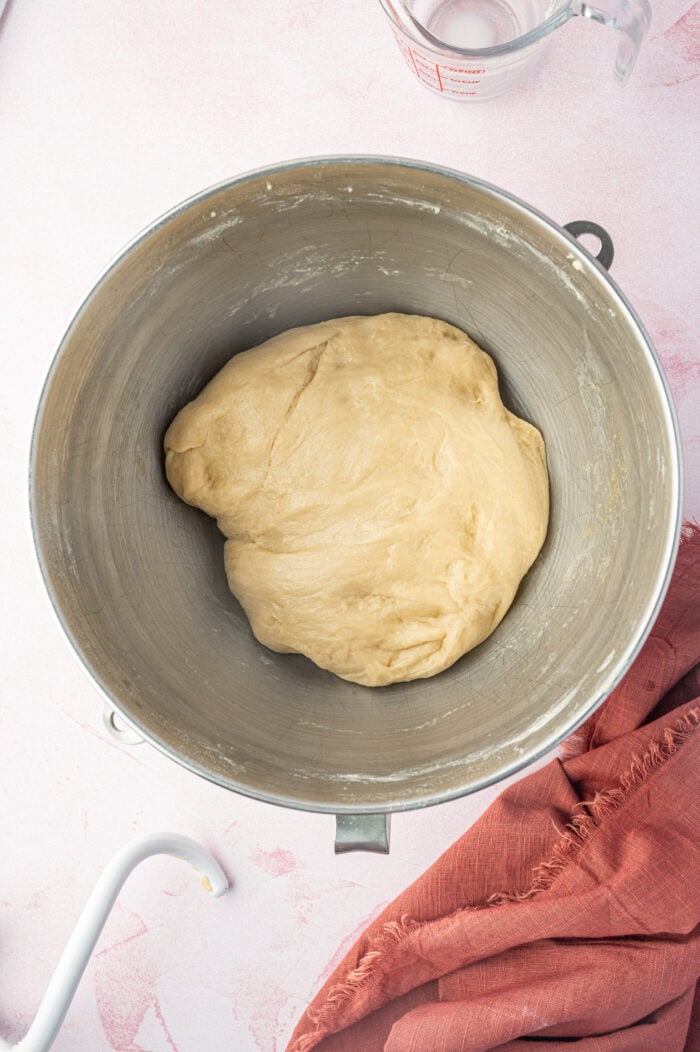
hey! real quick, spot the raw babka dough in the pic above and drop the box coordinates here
[164,313,549,687]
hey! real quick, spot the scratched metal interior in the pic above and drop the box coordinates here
[30,159,681,812]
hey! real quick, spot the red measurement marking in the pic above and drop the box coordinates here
[404,54,431,83]
[389,29,481,92]
[440,65,486,74]
[412,58,440,82]
[408,46,422,80]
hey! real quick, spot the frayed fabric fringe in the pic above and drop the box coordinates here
[289,707,699,1052]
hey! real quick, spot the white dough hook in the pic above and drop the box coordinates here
[0,833,229,1052]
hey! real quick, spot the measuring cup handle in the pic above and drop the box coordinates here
[576,0,651,84]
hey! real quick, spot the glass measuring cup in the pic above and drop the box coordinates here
[379,0,651,100]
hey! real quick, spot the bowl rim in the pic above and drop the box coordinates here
[28,154,684,814]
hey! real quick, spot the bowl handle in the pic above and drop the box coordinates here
[563,220,615,270]
[102,703,145,746]
[335,814,391,854]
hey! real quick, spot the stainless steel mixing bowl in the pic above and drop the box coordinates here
[30,158,681,843]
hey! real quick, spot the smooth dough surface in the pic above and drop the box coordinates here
[165,314,549,687]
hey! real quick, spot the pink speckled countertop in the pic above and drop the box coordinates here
[1,1,698,1049]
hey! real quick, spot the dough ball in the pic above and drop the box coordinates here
[165,313,548,687]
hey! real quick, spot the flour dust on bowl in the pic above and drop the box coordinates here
[30,158,681,847]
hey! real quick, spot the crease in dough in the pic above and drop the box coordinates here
[165,313,549,687]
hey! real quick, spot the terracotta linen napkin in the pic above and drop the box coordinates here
[288,525,700,1052]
